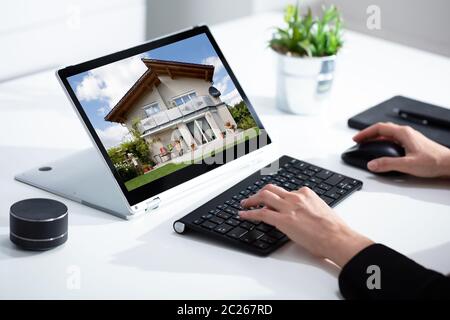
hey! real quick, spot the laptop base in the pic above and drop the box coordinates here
[14,148,132,219]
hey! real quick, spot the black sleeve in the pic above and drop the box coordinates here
[338,243,450,299]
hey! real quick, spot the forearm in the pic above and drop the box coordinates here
[338,244,450,299]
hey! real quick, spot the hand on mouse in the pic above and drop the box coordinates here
[239,184,373,267]
[353,122,450,178]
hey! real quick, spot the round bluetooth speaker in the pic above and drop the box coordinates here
[10,198,68,250]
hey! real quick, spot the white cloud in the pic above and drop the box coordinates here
[76,55,147,110]
[221,88,242,106]
[202,56,224,73]
[95,125,131,148]
[96,106,107,116]
[215,75,231,95]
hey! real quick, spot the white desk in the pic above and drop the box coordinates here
[1,13,449,299]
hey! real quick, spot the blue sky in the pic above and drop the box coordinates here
[67,33,241,148]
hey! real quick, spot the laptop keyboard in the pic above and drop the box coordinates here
[174,155,362,255]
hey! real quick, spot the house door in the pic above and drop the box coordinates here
[186,117,216,145]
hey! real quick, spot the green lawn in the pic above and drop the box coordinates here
[124,127,261,191]
[125,162,191,191]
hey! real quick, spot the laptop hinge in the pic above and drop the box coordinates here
[144,197,161,213]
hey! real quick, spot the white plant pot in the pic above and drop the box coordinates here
[274,51,336,115]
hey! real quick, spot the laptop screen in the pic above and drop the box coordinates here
[59,26,270,207]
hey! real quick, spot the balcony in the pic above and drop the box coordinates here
[139,95,217,134]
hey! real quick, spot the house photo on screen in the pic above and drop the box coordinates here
[68,34,260,191]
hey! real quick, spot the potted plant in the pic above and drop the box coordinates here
[270,3,343,115]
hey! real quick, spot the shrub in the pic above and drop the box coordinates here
[269,3,343,57]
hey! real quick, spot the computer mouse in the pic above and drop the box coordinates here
[341,140,406,172]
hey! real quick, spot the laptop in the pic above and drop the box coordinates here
[16,26,362,255]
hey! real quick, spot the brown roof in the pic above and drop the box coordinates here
[104,59,214,123]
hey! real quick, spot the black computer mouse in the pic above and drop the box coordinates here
[341,140,406,172]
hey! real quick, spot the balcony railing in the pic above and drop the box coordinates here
[139,95,216,133]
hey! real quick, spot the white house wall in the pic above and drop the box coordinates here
[124,87,167,131]
[156,75,216,105]
[217,105,237,128]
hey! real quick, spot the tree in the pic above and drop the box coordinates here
[228,101,257,130]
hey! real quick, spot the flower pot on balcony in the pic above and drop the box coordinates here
[274,51,336,115]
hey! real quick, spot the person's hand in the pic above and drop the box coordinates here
[353,122,450,177]
[239,184,373,267]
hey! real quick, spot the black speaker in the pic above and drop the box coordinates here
[10,198,68,250]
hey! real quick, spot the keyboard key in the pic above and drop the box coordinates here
[225,200,235,206]
[312,187,325,195]
[209,209,220,215]
[302,181,316,188]
[232,194,244,201]
[257,223,274,233]
[281,182,296,191]
[201,213,213,219]
[201,221,217,230]
[289,178,303,185]
[308,165,322,173]
[240,230,264,244]
[226,227,248,239]
[231,203,244,210]
[318,183,332,191]
[316,170,333,180]
[274,176,287,183]
[226,218,241,227]
[308,177,322,184]
[193,218,204,225]
[254,180,264,186]
[324,174,344,186]
[337,188,347,195]
[325,188,341,200]
[267,229,285,240]
[217,211,232,220]
[337,182,346,189]
[293,162,308,169]
[296,173,308,180]
[217,204,228,210]
[303,169,315,176]
[210,216,225,225]
[214,223,234,234]
[240,221,256,230]
[280,172,294,179]
[225,207,238,215]
[240,189,251,196]
[260,235,277,244]
[247,185,258,191]
[320,195,334,205]
[286,167,300,175]
[253,240,270,250]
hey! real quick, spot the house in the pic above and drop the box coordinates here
[104,58,239,165]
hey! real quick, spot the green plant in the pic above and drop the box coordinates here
[228,101,257,130]
[269,3,343,57]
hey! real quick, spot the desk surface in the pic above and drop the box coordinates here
[1,13,449,299]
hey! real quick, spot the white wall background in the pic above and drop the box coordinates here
[0,0,146,82]
[2,0,449,83]
[323,0,450,57]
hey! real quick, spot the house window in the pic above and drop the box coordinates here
[173,91,197,107]
[143,102,160,117]
[186,117,216,145]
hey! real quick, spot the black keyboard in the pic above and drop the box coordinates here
[173,155,362,255]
